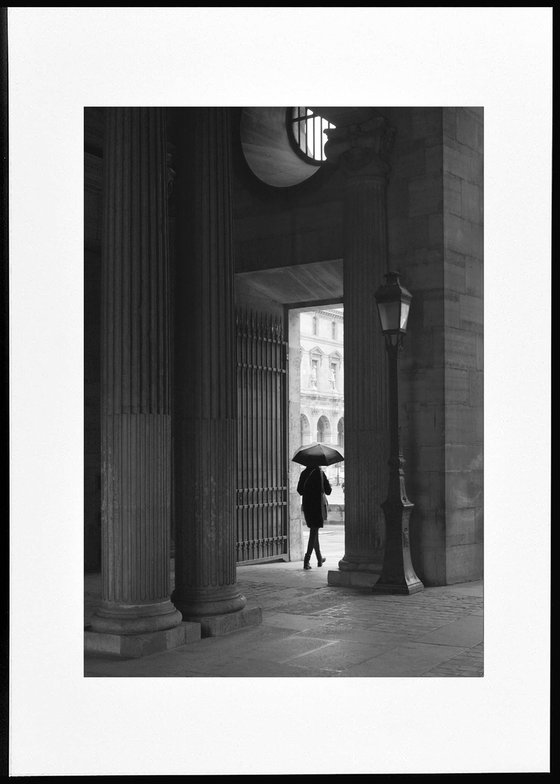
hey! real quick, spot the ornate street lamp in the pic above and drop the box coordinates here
[373,271,424,594]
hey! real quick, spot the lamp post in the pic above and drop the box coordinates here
[372,271,424,595]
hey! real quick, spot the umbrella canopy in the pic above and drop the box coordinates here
[292,442,344,467]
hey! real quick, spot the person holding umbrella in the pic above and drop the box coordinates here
[293,442,343,570]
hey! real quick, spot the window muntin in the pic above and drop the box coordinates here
[288,108,335,164]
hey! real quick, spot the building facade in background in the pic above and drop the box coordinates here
[299,307,344,488]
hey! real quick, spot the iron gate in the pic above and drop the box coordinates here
[236,309,288,563]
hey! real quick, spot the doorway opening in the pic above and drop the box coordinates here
[288,304,344,560]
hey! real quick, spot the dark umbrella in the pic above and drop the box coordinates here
[292,442,344,467]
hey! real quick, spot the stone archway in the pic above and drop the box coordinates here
[316,414,331,443]
[337,416,345,448]
[300,414,311,445]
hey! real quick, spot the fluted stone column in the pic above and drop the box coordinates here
[325,117,396,587]
[171,108,260,635]
[88,109,188,651]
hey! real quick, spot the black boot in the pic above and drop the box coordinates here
[317,556,326,567]
[303,555,312,570]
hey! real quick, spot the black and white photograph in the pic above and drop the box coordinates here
[83,103,485,677]
[6,7,551,777]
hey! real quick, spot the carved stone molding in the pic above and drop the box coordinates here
[324,116,396,179]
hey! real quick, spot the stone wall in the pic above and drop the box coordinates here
[382,107,448,584]
[442,108,483,582]
[231,107,345,274]
[383,107,483,585]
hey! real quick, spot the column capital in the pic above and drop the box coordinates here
[324,116,396,180]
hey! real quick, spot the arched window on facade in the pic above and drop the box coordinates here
[317,415,331,444]
[300,414,311,446]
[337,417,344,448]
[312,315,318,336]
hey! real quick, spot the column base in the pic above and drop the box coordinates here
[329,554,383,588]
[327,569,381,588]
[172,585,248,620]
[89,599,183,635]
[338,556,384,572]
[84,620,201,659]
[372,578,424,595]
[185,605,263,637]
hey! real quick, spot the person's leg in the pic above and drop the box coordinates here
[306,527,318,556]
[314,528,326,566]
[304,527,318,568]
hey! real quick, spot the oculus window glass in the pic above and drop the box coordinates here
[288,108,335,164]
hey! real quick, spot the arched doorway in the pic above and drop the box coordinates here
[300,414,311,445]
[337,416,344,447]
[317,415,331,444]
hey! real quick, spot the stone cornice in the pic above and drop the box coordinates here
[324,116,396,179]
[316,309,344,321]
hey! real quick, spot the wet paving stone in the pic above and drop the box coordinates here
[85,553,483,678]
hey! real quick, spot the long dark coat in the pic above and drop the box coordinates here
[297,466,332,528]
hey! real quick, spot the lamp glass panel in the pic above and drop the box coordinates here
[378,301,400,333]
[400,301,410,330]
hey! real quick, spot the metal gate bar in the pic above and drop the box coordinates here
[235,309,288,563]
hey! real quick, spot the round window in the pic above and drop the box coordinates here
[287,108,335,164]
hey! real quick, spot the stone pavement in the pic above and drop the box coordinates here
[84,526,483,677]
